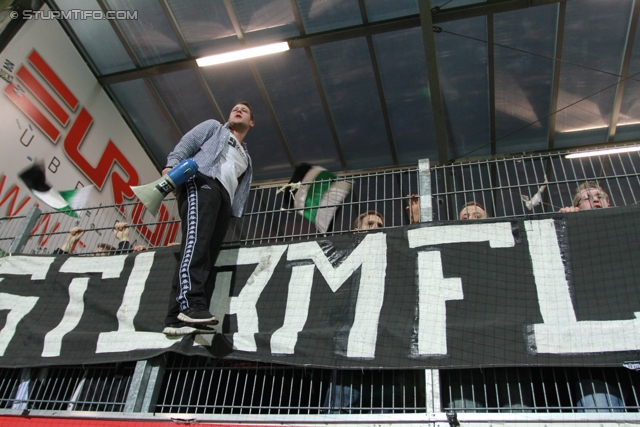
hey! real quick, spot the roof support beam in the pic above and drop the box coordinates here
[419,0,449,164]
[488,14,497,155]
[288,0,348,170]
[158,0,225,123]
[222,0,296,169]
[547,0,566,150]
[96,0,182,146]
[357,0,399,165]
[98,0,565,86]
[608,0,640,142]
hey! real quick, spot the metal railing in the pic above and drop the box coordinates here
[0,363,135,412]
[155,354,426,415]
[2,361,637,416]
[440,367,640,413]
[3,148,640,255]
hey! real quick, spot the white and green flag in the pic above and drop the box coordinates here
[18,162,93,218]
[288,164,352,233]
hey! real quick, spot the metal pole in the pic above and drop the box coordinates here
[418,159,433,222]
[9,206,41,254]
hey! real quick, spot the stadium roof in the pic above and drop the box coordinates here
[35,0,640,181]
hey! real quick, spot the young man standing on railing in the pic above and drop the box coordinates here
[161,102,255,336]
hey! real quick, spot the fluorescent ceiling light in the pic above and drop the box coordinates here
[560,121,640,133]
[565,145,640,158]
[197,42,289,67]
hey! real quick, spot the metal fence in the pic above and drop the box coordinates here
[3,148,640,256]
[155,354,426,415]
[0,360,637,416]
[0,363,135,412]
[440,367,640,413]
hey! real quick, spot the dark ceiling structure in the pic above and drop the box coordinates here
[32,0,640,181]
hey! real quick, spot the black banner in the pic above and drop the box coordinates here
[0,206,639,368]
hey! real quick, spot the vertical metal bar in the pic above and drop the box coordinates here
[170,360,185,410]
[563,367,575,411]
[628,152,640,204]
[609,154,627,206]
[9,206,41,254]
[239,368,248,413]
[607,0,640,141]
[66,369,87,411]
[625,367,639,406]
[11,368,31,410]
[618,152,637,204]
[259,366,268,411]
[418,159,432,222]
[277,369,285,413]
[288,369,295,414]
[247,366,256,413]
[547,1,566,149]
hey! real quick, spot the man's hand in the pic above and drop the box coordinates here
[162,167,172,176]
[60,227,84,252]
[113,222,130,242]
[559,206,580,213]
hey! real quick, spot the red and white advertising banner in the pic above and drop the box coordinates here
[0,5,168,248]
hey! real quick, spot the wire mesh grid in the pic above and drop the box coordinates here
[155,354,426,415]
[432,151,640,220]
[440,367,640,413]
[3,150,640,253]
[228,167,421,246]
[0,363,135,412]
[0,214,27,256]
[7,199,181,256]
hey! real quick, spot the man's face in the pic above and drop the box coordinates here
[578,188,609,210]
[359,214,383,230]
[94,247,107,256]
[459,205,487,220]
[228,104,254,131]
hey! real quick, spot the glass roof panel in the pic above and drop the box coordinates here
[109,79,181,163]
[554,0,633,148]
[615,8,640,142]
[436,16,490,158]
[254,49,341,171]
[105,0,186,67]
[435,0,485,10]
[493,4,557,153]
[201,61,292,180]
[167,0,240,57]
[296,0,362,34]
[373,28,438,165]
[54,0,134,75]
[232,0,299,43]
[364,0,417,22]
[150,69,218,136]
[312,38,393,170]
